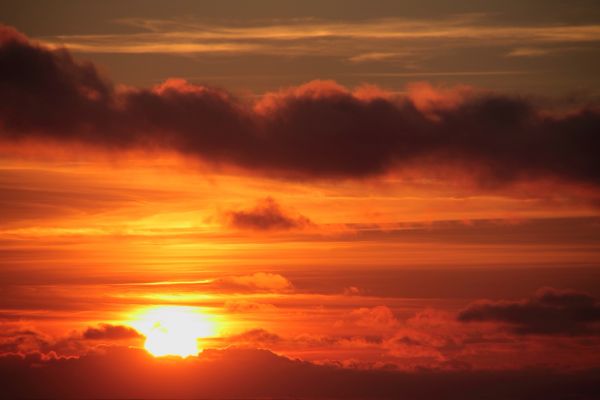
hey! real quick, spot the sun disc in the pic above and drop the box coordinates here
[130,306,216,357]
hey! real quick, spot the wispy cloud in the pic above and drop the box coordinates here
[506,47,552,57]
[37,16,600,58]
[348,52,407,63]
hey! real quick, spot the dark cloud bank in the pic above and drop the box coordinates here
[1,25,599,186]
[1,347,599,399]
[459,287,600,335]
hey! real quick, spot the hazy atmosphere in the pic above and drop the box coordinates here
[1,1,599,398]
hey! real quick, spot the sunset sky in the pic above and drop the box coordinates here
[1,1,600,399]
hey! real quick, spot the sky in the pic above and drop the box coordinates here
[1,1,600,399]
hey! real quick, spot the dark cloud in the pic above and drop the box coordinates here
[458,287,600,335]
[216,329,384,349]
[82,324,143,341]
[224,328,283,345]
[227,197,312,231]
[1,25,600,187]
[0,322,144,355]
[0,25,114,138]
[0,346,598,399]
[0,324,50,354]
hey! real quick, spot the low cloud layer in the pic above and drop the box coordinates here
[458,287,600,335]
[1,346,599,399]
[1,25,599,187]
[0,323,143,355]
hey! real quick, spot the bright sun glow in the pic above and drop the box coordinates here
[130,306,216,357]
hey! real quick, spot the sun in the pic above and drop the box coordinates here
[130,306,216,357]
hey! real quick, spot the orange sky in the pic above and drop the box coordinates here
[1,1,600,399]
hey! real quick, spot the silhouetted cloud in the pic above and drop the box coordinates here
[82,324,143,340]
[224,329,283,345]
[213,329,386,350]
[1,25,600,187]
[227,197,312,231]
[0,322,144,356]
[0,346,598,399]
[458,287,600,335]
[0,323,50,354]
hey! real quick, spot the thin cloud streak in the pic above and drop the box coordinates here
[344,70,531,77]
[38,16,600,56]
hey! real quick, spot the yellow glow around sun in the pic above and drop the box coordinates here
[130,306,216,357]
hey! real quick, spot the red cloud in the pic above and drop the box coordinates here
[0,25,28,45]
[351,306,399,329]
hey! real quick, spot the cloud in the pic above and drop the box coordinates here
[506,47,552,57]
[458,287,600,335]
[37,16,600,56]
[0,323,51,354]
[227,197,312,231]
[224,300,279,313]
[82,324,143,341]
[0,322,143,356]
[348,52,406,63]
[217,272,293,292]
[224,329,283,345]
[214,329,386,351]
[0,346,599,399]
[353,306,398,327]
[343,286,362,296]
[1,25,600,187]
[349,306,399,330]
[0,25,28,45]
